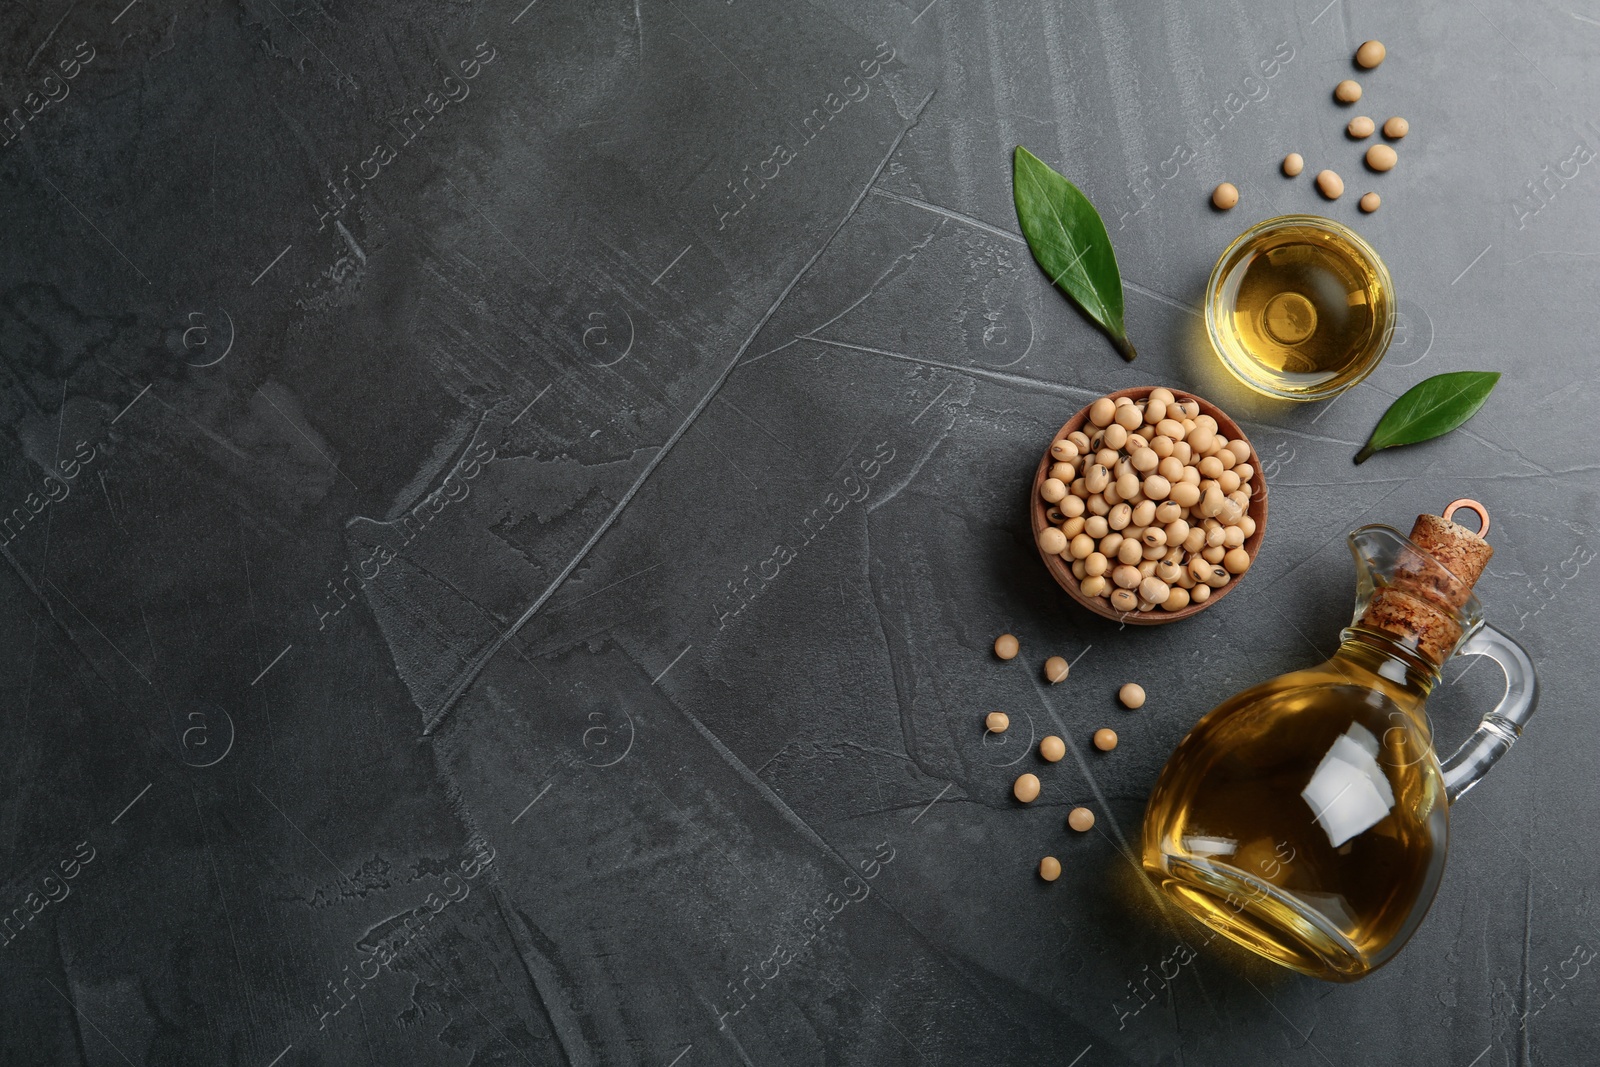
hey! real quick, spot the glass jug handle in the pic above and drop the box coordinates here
[1439,624,1539,804]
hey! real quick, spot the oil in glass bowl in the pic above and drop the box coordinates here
[1205,215,1395,402]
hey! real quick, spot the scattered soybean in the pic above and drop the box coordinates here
[1014,773,1041,803]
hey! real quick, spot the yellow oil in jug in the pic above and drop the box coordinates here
[1141,639,1447,980]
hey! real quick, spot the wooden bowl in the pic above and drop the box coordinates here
[1029,386,1268,625]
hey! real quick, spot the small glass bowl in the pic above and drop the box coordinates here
[1204,214,1396,403]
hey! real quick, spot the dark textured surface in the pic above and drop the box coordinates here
[2,0,1597,1063]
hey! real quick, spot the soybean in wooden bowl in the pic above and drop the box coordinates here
[1029,386,1268,625]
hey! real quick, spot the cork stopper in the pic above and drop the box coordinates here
[1358,500,1494,664]
[1408,511,1494,603]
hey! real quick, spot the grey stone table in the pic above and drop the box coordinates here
[2,0,1596,1063]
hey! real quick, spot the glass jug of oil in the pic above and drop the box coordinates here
[1142,500,1538,981]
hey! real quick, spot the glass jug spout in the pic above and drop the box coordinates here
[1341,521,1538,803]
[1343,524,1486,670]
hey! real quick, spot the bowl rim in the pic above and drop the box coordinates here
[1029,386,1269,625]
[1203,212,1397,403]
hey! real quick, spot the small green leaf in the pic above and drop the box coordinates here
[1353,371,1501,463]
[1012,146,1136,361]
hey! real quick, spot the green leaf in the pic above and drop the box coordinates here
[1012,146,1136,361]
[1353,371,1501,464]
